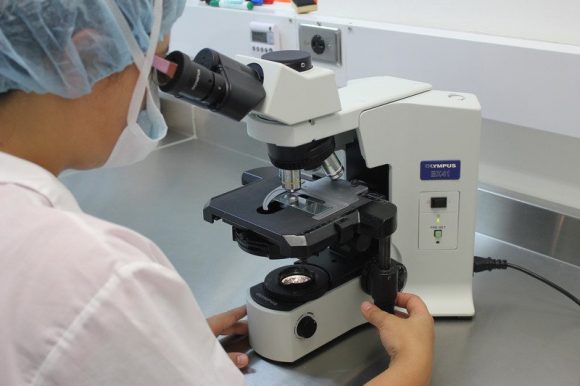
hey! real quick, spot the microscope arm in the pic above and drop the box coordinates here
[245,76,431,148]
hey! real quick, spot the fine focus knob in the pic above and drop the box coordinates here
[262,50,313,72]
[296,315,317,339]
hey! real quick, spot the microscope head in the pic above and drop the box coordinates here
[235,50,341,125]
[157,49,344,192]
[157,48,340,125]
[236,51,345,192]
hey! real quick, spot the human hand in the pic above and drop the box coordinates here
[361,293,435,386]
[207,305,250,369]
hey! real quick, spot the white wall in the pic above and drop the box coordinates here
[172,5,580,140]
[318,0,580,45]
[170,4,580,210]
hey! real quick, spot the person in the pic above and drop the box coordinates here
[0,1,434,385]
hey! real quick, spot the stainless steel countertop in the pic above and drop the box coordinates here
[62,139,580,386]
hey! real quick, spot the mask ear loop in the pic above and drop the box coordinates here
[104,0,163,124]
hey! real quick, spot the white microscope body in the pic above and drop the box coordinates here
[234,55,481,362]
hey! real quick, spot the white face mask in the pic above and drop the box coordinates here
[103,0,167,168]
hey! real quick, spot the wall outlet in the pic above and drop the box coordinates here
[299,24,342,66]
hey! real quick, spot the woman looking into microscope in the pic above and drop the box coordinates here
[0,0,433,385]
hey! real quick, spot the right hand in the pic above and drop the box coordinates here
[206,306,250,369]
[361,293,434,386]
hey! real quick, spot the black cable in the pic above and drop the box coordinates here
[474,256,580,307]
[506,262,580,307]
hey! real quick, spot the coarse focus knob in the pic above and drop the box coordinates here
[296,315,317,339]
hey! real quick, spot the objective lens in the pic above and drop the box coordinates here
[281,274,312,286]
[280,169,302,192]
[322,153,344,180]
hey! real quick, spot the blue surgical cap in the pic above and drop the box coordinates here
[0,0,186,98]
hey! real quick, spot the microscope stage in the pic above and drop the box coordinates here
[203,172,372,258]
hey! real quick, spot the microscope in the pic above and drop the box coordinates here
[158,49,480,362]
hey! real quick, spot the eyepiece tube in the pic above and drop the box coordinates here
[158,49,266,121]
[158,51,227,105]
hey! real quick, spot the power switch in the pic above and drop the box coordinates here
[419,191,459,250]
[431,197,448,209]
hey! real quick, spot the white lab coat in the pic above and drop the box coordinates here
[0,152,245,386]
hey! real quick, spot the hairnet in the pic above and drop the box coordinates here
[0,0,186,99]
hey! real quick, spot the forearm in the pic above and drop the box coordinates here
[365,353,433,386]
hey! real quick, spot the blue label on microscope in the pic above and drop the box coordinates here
[420,160,461,180]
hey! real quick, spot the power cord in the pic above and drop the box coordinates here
[473,256,580,307]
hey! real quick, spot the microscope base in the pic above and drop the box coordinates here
[247,277,370,363]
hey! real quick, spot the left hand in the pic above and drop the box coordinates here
[207,305,250,369]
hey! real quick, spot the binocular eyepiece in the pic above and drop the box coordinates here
[157,49,266,121]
